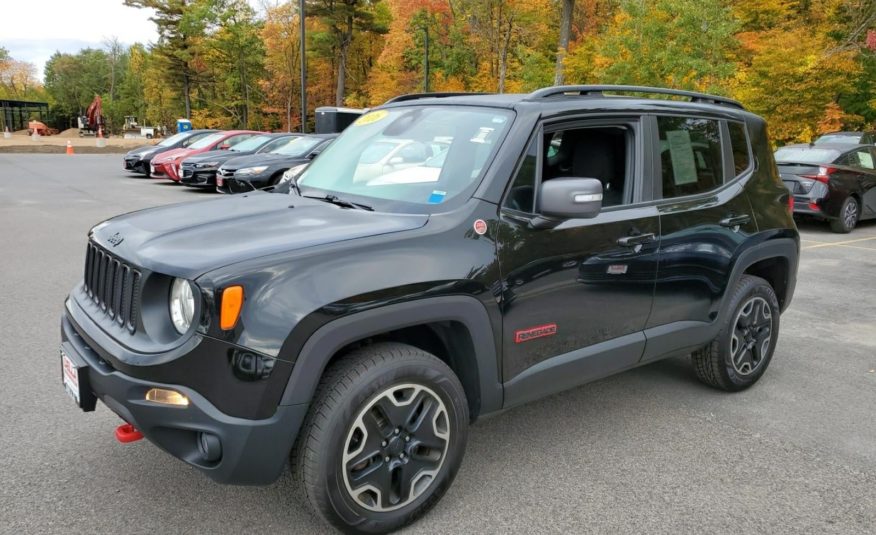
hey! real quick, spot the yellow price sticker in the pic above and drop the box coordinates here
[353,109,389,126]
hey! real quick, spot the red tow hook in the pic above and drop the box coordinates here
[115,423,144,443]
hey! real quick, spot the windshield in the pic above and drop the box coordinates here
[269,136,323,156]
[297,106,514,208]
[189,132,225,150]
[230,134,272,152]
[258,135,298,153]
[814,134,860,145]
[158,132,190,147]
[774,147,841,165]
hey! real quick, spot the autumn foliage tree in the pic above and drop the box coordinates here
[35,0,876,141]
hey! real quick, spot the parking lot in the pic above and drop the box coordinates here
[1,154,874,534]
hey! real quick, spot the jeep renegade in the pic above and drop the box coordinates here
[61,86,799,534]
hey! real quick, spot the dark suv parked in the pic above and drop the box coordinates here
[60,86,798,534]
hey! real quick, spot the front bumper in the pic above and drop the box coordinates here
[60,310,306,485]
[180,168,218,187]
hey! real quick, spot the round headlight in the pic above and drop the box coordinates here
[169,278,196,334]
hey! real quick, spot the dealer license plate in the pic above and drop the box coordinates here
[216,176,224,187]
[61,348,82,405]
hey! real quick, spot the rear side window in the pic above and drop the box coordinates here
[846,149,875,170]
[728,122,752,175]
[657,117,723,199]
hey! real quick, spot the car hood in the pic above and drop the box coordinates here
[89,192,428,279]
[153,148,193,164]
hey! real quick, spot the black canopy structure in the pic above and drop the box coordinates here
[0,99,49,132]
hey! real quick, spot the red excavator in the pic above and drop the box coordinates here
[78,95,106,137]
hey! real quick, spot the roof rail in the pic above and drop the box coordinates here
[384,92,492,105]
[525,85,744,109]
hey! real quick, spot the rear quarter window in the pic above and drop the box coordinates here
[728,122,752,175]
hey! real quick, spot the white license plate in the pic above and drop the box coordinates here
[61,349,81,405]
[217,176,224,186]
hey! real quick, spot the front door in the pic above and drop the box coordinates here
[497,117,659,404]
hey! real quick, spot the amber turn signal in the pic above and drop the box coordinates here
[220,285,244,330]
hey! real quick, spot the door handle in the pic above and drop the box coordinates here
[719,215,751,228]
[616,233,656,247]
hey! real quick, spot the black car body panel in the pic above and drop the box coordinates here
[63,87,799,485]
[123,130,218,175]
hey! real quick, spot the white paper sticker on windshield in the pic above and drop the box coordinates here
[666,130,698,185]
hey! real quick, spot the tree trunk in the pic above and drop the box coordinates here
[335,13,354,107]
[182,71,192,119]
[554,0,574,86]
[498,15,514,94]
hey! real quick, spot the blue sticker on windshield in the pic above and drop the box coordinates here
[428,190,447,204]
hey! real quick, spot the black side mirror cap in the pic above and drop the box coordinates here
[537,177,603,221]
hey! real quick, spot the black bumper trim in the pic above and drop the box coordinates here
[61,314,307,485]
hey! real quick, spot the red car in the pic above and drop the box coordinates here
[150,130,263,181]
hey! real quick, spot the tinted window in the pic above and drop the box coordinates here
[847,149,875,170]
[658,117,723,198]
[728,122,751,175]
[503,136,538,212]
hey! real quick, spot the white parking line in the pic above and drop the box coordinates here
[801,236,876,250]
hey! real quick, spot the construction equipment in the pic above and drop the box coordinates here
[122,115,157,139]
[27,120,58,136]
[78,95,106,137]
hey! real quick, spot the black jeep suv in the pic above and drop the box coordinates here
[60,86,798,534]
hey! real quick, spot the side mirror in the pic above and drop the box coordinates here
[538,177,603,220]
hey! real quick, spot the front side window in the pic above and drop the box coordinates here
[297,106,514,209]
[658,116,723,199]
[503,136,538,213]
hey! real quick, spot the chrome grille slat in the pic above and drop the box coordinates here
[82,241,141,334]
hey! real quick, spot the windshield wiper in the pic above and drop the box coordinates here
[303,194,373,211]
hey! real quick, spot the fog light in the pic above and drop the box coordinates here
[198,432,222,462]
[145,388,189,406]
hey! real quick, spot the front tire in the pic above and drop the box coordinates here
[692,275,780,391]
[294,342,469,534]
[830,196,859,233]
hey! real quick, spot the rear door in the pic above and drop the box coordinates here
[643,116,758,361]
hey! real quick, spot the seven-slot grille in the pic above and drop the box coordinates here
[83,242,141,333]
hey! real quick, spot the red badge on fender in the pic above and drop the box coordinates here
[514,323,557,343]
[473,219,488,235]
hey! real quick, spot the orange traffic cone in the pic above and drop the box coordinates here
[66,140,75,155]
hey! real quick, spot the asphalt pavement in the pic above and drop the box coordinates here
[1,154,874,534]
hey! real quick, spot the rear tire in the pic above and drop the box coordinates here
[692,275,780,391]
[830,196,859,233]
[293,342,469,534]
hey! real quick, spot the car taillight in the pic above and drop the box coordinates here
[801,166,836,184]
